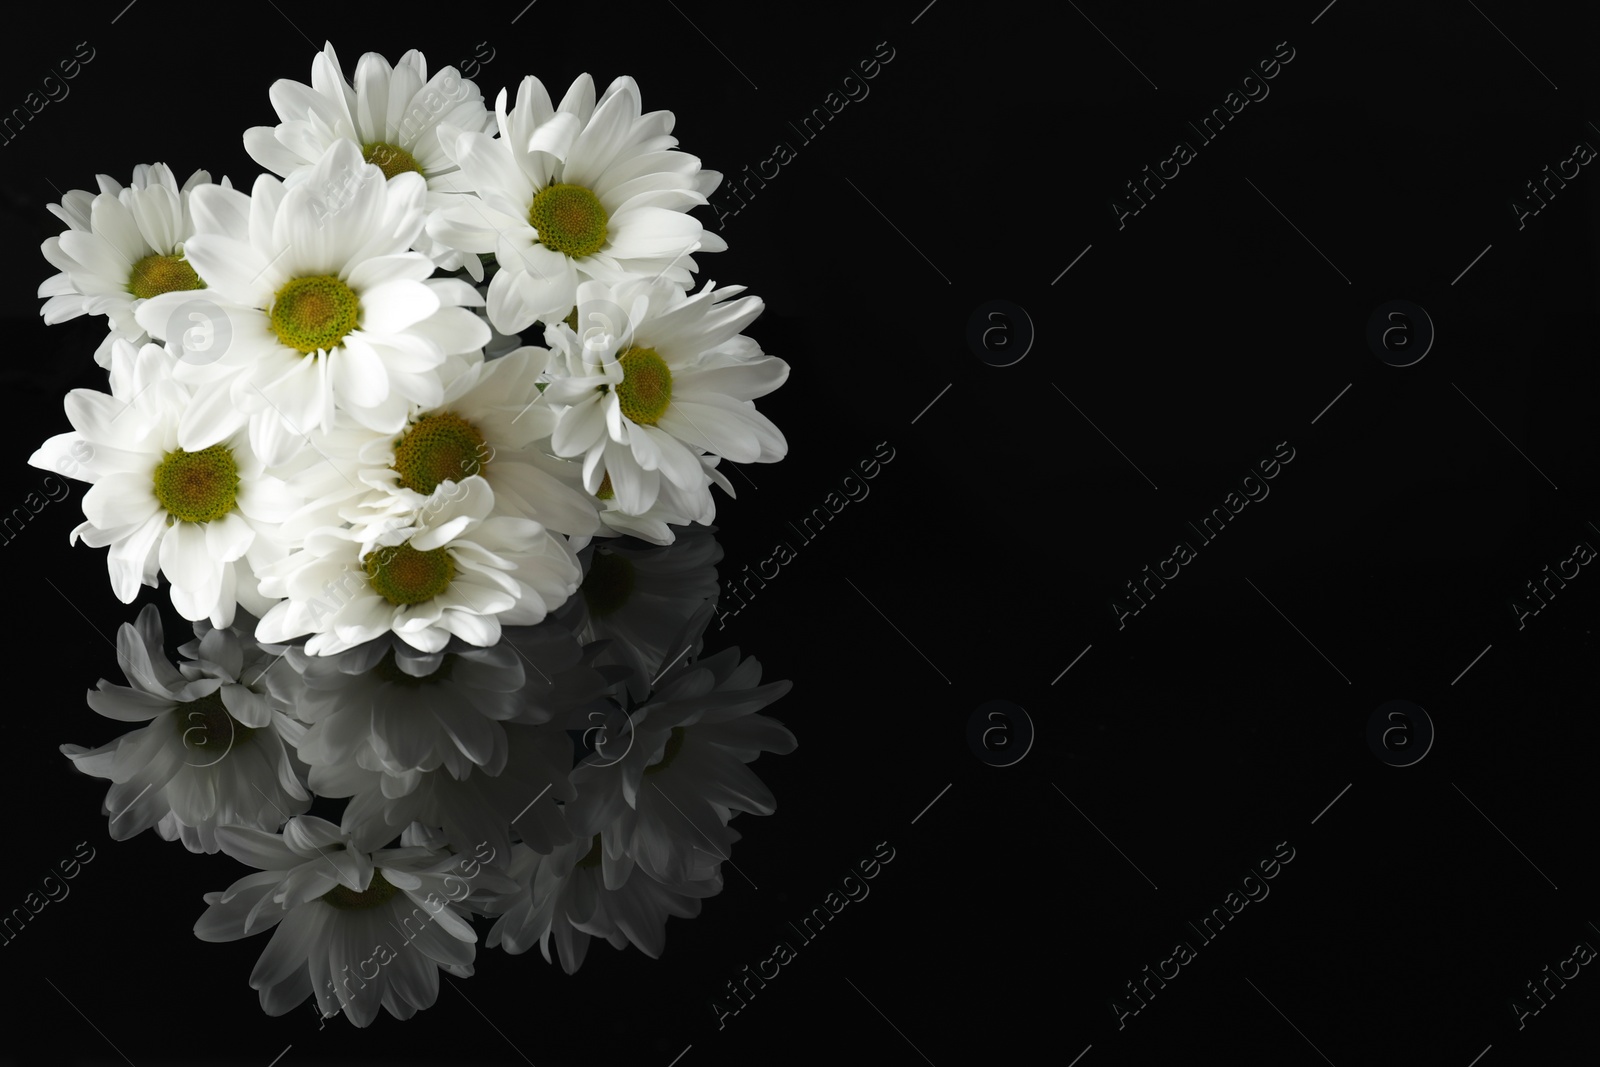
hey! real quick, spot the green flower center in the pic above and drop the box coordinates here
[528,183,608,258]
[127,253,204,301]
[595,471,614,501]
[576,834,604,869]
[152,444,239,524]
[175,688,257,755]
[581,550,635,618]
[644,727,687,777]
[372,646,458,687]
[321,869,399,910]
[362,141,423,180]
[270,275,360,355]
[612,346,672,426]
[391,412,489,496]
[365,541,456,605]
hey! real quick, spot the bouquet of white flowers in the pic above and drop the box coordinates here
[29,41,788,649]
[31,42,795,1030]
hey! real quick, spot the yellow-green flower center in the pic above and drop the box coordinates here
[175,688,257,754]
[576,833,604,869]
[391,412,489,496]
[362,141,423,180]
[365,541,456,605]
[152,444,239,524]
[321,869,400,910]
[269,275,360,354]
[581,549,634,618]
[127,253,204,300]
[612,346,671,426]
[595,471,614,501]
[644,727,687,776]
[528,183,608,258]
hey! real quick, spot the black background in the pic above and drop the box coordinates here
[4,1,1599,1065]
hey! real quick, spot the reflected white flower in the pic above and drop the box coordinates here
[565,603,795,885]
[482,831,721,975]
[60,605,310,853]
[278,633,528,781]
[322,721,581,859]
[194,816,516,1027]
[557,527,722,703]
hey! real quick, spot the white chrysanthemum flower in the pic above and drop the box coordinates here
[38,163,227,367]
[256,476,581,655]
[60,605,310,853]
[193,816,517,1026]
[133,138,490,467]
[243,42,498,277]
[427,72,726,334]
[482,832,721,974]
[541,277,787,517]
[28,339,299,626]
[557,527,723,702]
[335,347,600,540]
[566,606,794,886]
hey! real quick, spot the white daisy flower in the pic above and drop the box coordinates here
[541,277,788,517]
[243,42,498,277]
[193,816,517,1026]
[336,346,601,540]
[38,163,227,367]
[255,475,581,655]
[133,138,490,468]
[427,72,727,335]
[60,605,310,853]
[28,339,300,626]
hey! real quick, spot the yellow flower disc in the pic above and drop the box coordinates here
[128,253,204,300]
[614,346,671,426]
[270,275,360,354]
[392,412,489,496]
[528,184,608,258]
[365,541,455,605]
[152,444,239,524]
